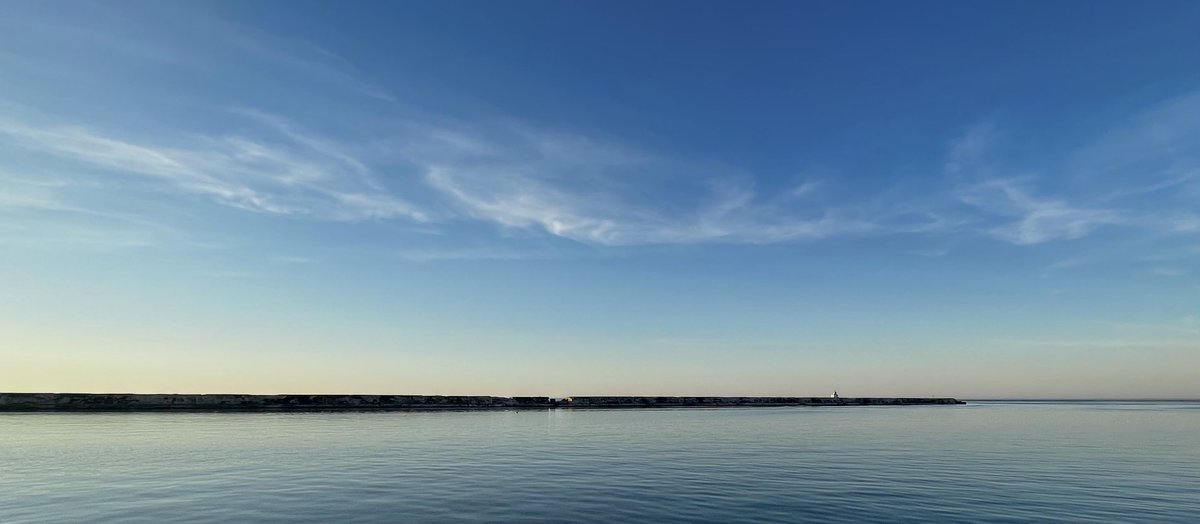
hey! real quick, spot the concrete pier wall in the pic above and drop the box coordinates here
[566,396,965,407]
[0,393,557,411]
[0,393,963,411]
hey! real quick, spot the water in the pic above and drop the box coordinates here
[2,402,1198,523]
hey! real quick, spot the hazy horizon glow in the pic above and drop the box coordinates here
[2,1,1198,398]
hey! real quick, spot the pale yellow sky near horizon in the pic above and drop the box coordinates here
[5,333,1196,399]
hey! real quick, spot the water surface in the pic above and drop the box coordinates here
[2,402,1197,522]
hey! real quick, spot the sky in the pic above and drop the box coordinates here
[1,0,1198,399]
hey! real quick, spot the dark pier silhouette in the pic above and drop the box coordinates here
[0,393,964,411]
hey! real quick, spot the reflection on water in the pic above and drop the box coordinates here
[2,402,1198,523]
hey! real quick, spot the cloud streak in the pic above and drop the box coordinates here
[400,123,913,246]
[6,97,1197,252]
[0,115,427,222]
[4,113,901,246]
[945,93,1200,249]
[956,178,1126,245]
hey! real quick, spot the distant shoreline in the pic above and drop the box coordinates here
[0,393,964,411]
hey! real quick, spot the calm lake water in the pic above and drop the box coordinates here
[2,401,1198,523]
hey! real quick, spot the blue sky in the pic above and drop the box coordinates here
[1,1,1197,398]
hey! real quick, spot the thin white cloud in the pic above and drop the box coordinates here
[0,188,63,212]
[423,165,884,246]
[0,115,428,223]
[787,180,823,199]
[945,122,999,175]
[956,178,1125,245]
[1047,257,1088,271]
[403,123,902,246]
[1098,170,1198,203]
[1,109,948,247]
[0,170,181,241]
[228,33,398,103]
[1070,91,1200,178]
[5,102,957,248]
[1164,213,1200,233]
[948,93,1200,248]
[8,99,1191,250]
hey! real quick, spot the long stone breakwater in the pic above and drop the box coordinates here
[0,393,964,411]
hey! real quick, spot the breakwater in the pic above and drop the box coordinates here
[0,393,964,411]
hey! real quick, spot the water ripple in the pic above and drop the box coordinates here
[1,403,1198,523]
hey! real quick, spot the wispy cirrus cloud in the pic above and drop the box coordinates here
[0,114,428,222]
[6,92,1197,252]
[1070,92,1200,180]
[400,123,938,246]
[0,190,162,250]
[956,178,1126,245]
[420,109,986,244]
[943,122,1130,246]
[946,92,1200,248]
[0,169,183,249]
[227,34,398,103]
[945,122,1000,176]
[2,112,901,246]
